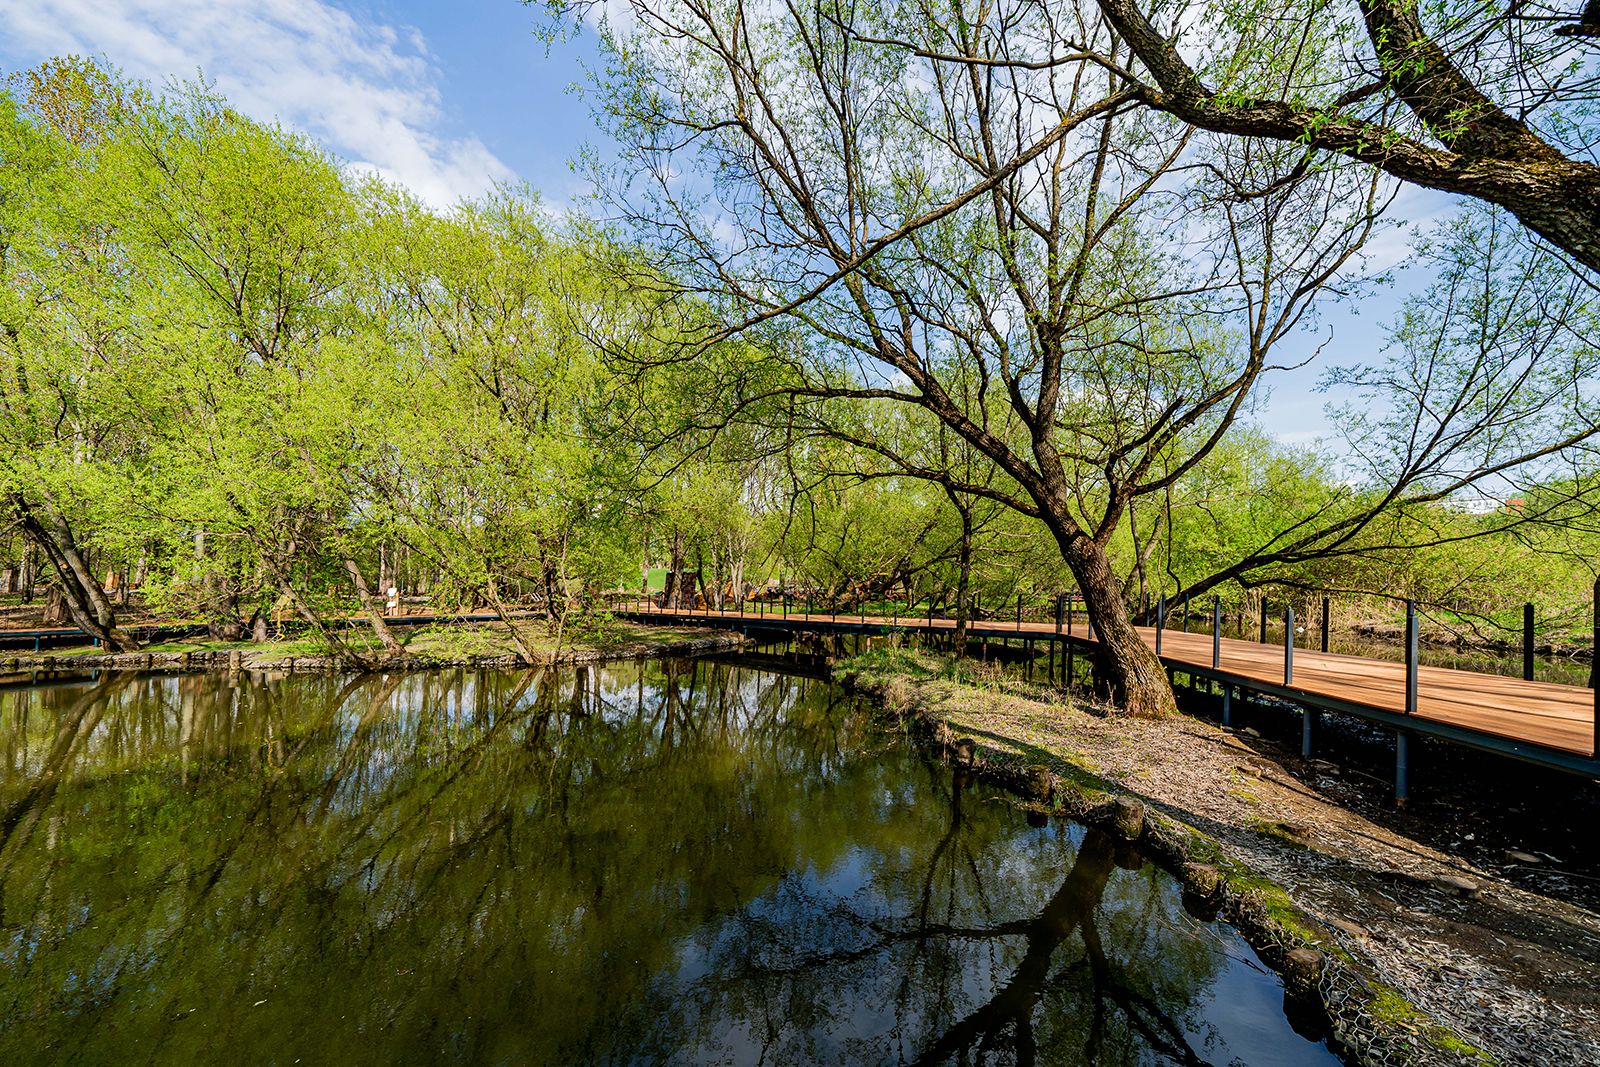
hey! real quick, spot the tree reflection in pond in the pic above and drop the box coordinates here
[0,662,1336,1065]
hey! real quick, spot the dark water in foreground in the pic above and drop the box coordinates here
[0,660,1336,1065]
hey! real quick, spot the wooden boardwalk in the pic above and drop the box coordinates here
[1139,627,1593,757]
[619,603,1600,772]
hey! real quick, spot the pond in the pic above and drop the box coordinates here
[0,659,1339,1065]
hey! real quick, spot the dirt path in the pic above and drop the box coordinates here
[865,667,1600,1067]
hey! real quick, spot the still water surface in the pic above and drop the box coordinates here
[0,659,1337,1065]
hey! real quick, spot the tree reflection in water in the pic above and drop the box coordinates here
[0,662,1335,1065]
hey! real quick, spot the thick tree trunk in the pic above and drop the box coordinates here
[12,496,139,651]
[20,547,35,603]
[664,529,692,610]
[344,556,402,655]
[1098,0,1600,274]
[1062,533,1175,718]
[540,544,576,627]
[195,529,250,640]
[377,543,393,601]
[41,586,68,626]
[205,591,248,641]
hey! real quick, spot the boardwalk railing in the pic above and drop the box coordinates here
[613,594,1600,799]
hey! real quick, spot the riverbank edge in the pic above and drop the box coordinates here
[0,630,750,675]
[836,660,1490,1067]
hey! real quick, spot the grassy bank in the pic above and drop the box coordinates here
[1,619,744,672]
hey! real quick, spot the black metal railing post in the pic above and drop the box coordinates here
[1405,600,1418,715]
[1212,598,1221,669]
[1285,606,1295,685]
[1320,596,1330,653]
[1055,594,1064,633]
[1016,594,1022,631]
[1260,598,1268,644]
[1524,602,1535,682]
[1155,596,1165,654]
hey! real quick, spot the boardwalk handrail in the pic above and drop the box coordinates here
[612,596,1600,796]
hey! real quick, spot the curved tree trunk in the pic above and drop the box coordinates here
[343,556,403,655]
[1097,0,1600,274]
[11,495,140,652]
[484,574,542,664]
[1062,533,1175,718]
[20,547,36,604]
[255,542,373,669]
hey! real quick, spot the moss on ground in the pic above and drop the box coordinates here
[1366,985,1493,1064]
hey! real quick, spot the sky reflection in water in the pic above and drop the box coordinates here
[0,660,1338,1065]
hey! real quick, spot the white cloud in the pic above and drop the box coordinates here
[0,0,514,207]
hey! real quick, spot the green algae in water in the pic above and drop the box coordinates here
[0,662,1338,1065]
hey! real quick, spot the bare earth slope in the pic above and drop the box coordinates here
[856,663,1600,1067]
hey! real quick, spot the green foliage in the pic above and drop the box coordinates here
[0,62,653,655]
[1,51,1596,666]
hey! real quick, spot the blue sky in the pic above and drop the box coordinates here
[0,0,1447,446]
[0,0,601,207]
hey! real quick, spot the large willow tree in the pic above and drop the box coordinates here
[559,0,1394,713]
[556,0,1600,715]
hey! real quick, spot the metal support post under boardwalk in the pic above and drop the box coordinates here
[1396,730,1411,807]
[1398,600,1419,806]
